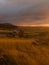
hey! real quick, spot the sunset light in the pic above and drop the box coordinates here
[0,0,49,65]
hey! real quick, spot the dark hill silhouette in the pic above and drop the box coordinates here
[0,23,18,30]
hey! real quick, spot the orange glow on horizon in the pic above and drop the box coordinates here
[11,22,49,27]
[18,24,49,27]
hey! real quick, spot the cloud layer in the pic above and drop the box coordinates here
[0,0,49,26]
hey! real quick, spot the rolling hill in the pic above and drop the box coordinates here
[0,23,18,30]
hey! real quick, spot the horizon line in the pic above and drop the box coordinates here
[0,23,49,27]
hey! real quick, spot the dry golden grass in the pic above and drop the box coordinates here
[0,27,49,65]
[0,37,49,65]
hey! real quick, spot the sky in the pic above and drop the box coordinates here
[0,0,49,26]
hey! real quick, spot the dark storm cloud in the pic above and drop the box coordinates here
[0,0,49,25]
[0,0,48,14]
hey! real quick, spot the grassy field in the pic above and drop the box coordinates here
[0,27,49,65]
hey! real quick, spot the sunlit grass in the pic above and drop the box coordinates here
[0,27,49,65]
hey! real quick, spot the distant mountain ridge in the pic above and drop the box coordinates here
[0,23,18,30]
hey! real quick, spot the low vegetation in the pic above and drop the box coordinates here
[0,26,49,65]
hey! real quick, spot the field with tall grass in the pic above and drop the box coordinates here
[0,27,49,65]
